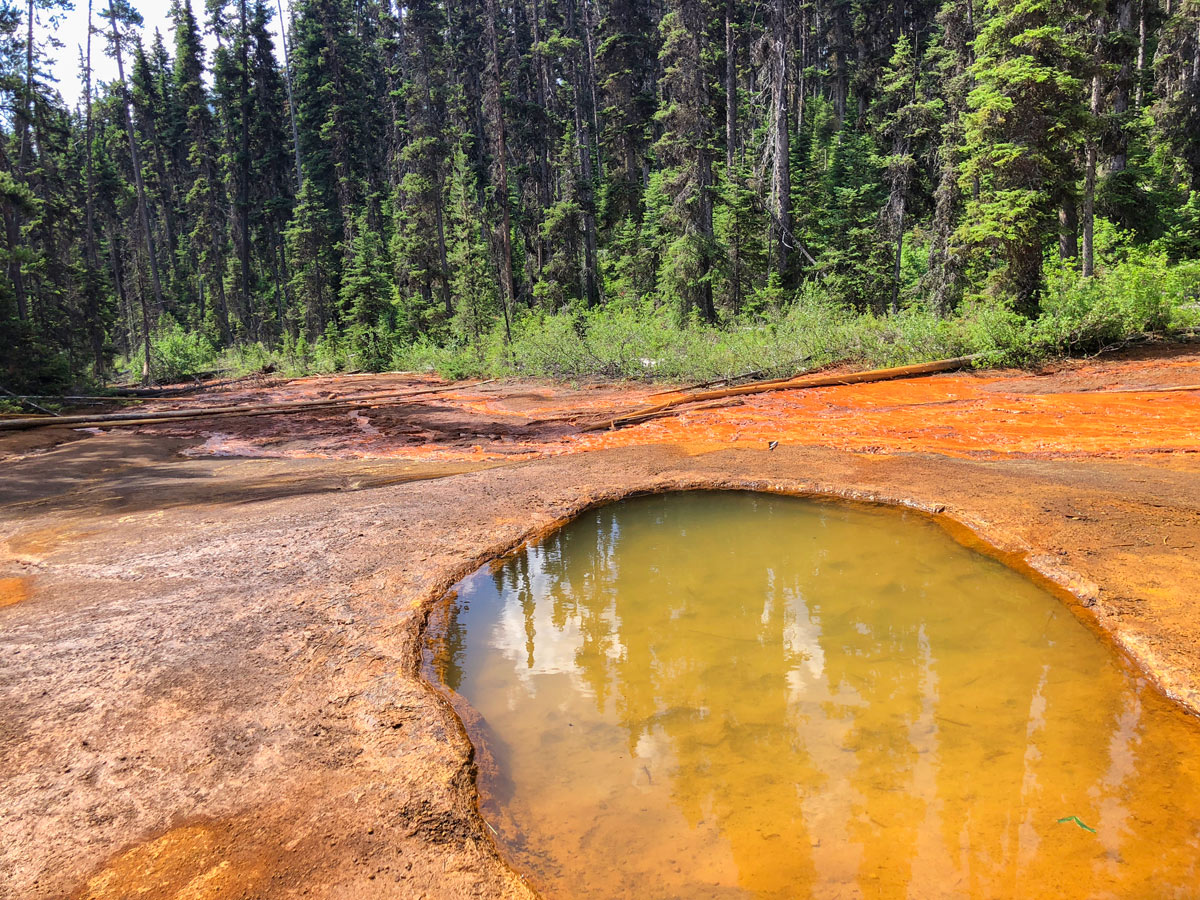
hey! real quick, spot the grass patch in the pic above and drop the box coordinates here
[113,250,1200,386]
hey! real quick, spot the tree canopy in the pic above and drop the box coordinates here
[2,0,1198,386]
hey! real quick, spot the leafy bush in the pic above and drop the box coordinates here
[217,341,283,377]
[138,317,217,382]
[311,325,348,374]
[151,248,1198,387]
[392,337,484,380]
[1032,251,1200,356]
[507,311,590,378]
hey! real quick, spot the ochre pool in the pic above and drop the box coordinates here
[423,492,1200,898]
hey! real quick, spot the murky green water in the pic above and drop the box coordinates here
[423,492,1200,899]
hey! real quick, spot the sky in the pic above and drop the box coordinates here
[42,0,293,109]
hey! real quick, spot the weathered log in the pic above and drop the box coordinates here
[577,355,983,431]
[644,356,811,397]
[1,385,60,417]
[600,398,746,427]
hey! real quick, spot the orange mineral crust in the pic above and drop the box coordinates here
[575,373,1200,460]
[84,347,1191,464]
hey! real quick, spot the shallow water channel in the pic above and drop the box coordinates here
[423,492,1200,898]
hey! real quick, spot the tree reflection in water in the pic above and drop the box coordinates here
[425,492,1200,899]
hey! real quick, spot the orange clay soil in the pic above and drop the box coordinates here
[34,343,1191,462]
[1,343,1198,900]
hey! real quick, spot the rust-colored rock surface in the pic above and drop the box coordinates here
[1,344,1198,899]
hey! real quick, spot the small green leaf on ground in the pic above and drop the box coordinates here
[1057,816,1097,833]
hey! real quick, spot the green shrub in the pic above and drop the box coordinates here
[311,325,348,374]
[392,337,484,380]
[1032,250,1200,356]
[507,311,590,378]
[137,317,217,382]
[126,248,1199,387]
[217,341,284,377]
[955,298,1034,366]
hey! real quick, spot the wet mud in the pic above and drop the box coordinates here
[1,344,1198,899]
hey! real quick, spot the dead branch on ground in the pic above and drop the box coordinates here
[576,356,983,432]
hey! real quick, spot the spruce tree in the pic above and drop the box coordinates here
[340,213,394,370]
[391,0,453,327]
[959,0,1091,313]
[1152,0,1200,191]
[924,0,974,315]
[594,0,657,225]
[655,0,718,322]
[874,33,939,312]
[172,0,232,340]
[446,143,499,357]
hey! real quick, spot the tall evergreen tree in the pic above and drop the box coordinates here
[655,0,718,322]
[105,0,165,379]
[172,0,232,339]
[392,0,453,329]
[959,0,1091,313]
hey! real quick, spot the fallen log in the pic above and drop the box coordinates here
[644,357,811,398]
[577,355,983,432]
[527,370,812,426]
[103,371,242,395]
[1,385,60,417]
[0,380,495,431]
[600,398,746,428]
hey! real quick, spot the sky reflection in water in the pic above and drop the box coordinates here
[425,492,1200,899]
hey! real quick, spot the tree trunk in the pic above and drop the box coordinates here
[276,233,292,331]
[4,199,28,323]
[84,0,104,377]
[580,0,603,180]
[1193,17,1200,84]
[8,0,35,322]
[435,192,452,317]
[145,125,181,294]
[212,254,232,337]
[1083,145,1098,278]
[485,0,515,342]
[276,0,304,188]
[797,6,807,130]
[891,198,905,314]
[1083,30,1102,278]
[725,0,736,177]
[1059,196,1078,260]
[270,235,285,332]
[1135,0,1146,107]
[109,0,166,380]
[139,272,152,383]
[1109,0,1133,174]
[21,0,33,172]
[529,0,552,279]
[567,0,600,307]
[238,0,254,338]
[689,0,716,324]
[112,248,129,332]
[128,241,153,383]
[770,0,790,280]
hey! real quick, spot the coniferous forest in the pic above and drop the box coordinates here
[2,0,1199,388]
